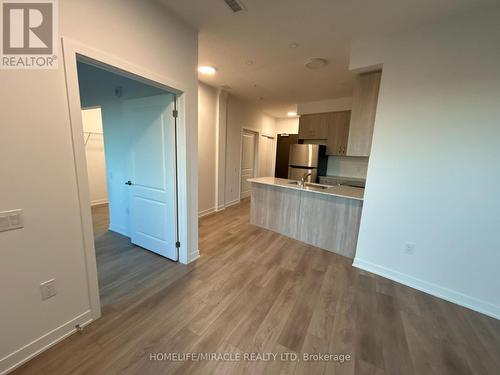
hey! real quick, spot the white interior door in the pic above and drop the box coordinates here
[259,134,275,177]
[240,130,257,199]
[123,94,177,260]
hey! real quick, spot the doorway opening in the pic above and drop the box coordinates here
[259,133,276,178]
[240,129,258,199]
[274,134,299,179]
[76,60,179,309]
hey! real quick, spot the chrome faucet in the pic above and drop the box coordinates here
[300,172,312,187]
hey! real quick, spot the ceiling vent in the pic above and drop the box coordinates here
[224,0,246,13]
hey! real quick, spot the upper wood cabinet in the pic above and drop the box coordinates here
[346,71,381,157]
[326,111,351,156]
[298,113,329,140]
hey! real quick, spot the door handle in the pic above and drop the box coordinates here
[125,180,133,185]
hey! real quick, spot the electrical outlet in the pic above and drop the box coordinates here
[404,242,415,255]
[40,279,57,300]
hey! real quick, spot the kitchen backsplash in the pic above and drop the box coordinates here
[326,156,369,179]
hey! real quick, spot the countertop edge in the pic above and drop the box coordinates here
[248,178,364,201]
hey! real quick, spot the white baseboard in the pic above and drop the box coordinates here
[0,310,93,375]
[216,205,225,212]
[108,224,129,237]
[353,258,500,320]
[198,207,215,218]
[90,198,108,206]
[225,199,240,208]
[189,249,200,263]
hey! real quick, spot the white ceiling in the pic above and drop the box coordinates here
[160,0,495,117]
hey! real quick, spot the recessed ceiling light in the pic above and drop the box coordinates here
[198,66,216,75]
[246,60,254,66]
[287,112,297,117]
[288,43,299,49]
[304,58,328,69]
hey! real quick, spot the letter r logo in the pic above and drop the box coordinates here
[2,1,53,54]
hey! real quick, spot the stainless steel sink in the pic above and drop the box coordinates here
[285,181,329,190]
[304,183,330,190]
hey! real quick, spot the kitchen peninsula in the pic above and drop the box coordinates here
[248,177,364,258]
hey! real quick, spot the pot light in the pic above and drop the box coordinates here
[304,58,328,69]
[198,66,216,75]
[287,112,297,117]
[288,43,299,49]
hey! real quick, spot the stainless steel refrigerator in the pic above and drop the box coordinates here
[288,144,322,183]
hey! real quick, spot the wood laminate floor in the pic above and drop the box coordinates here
[12,200,500,374]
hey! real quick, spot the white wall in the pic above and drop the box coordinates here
[275,117,299,134]
[297,97,352,115]
[225,95,276,205]
[215,90,228,211]
[197,88,277,211]
[0,0,197,372]
[197,82,218,216]
[81,108,108,206]
[351,7,500,318]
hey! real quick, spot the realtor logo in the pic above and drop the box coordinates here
[1,0,58,69]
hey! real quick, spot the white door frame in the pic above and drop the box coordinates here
[238,128,259,200]
[61,37,189,320]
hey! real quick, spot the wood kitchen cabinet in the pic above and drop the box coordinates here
[326,111,350,156]
[347,71,381,157]
[298,113,328,139]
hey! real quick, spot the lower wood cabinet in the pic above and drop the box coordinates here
[250,182,363,258]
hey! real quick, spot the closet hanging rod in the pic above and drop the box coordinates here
[83,131,103,145]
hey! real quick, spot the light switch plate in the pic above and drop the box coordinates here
[0,209,23,232]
